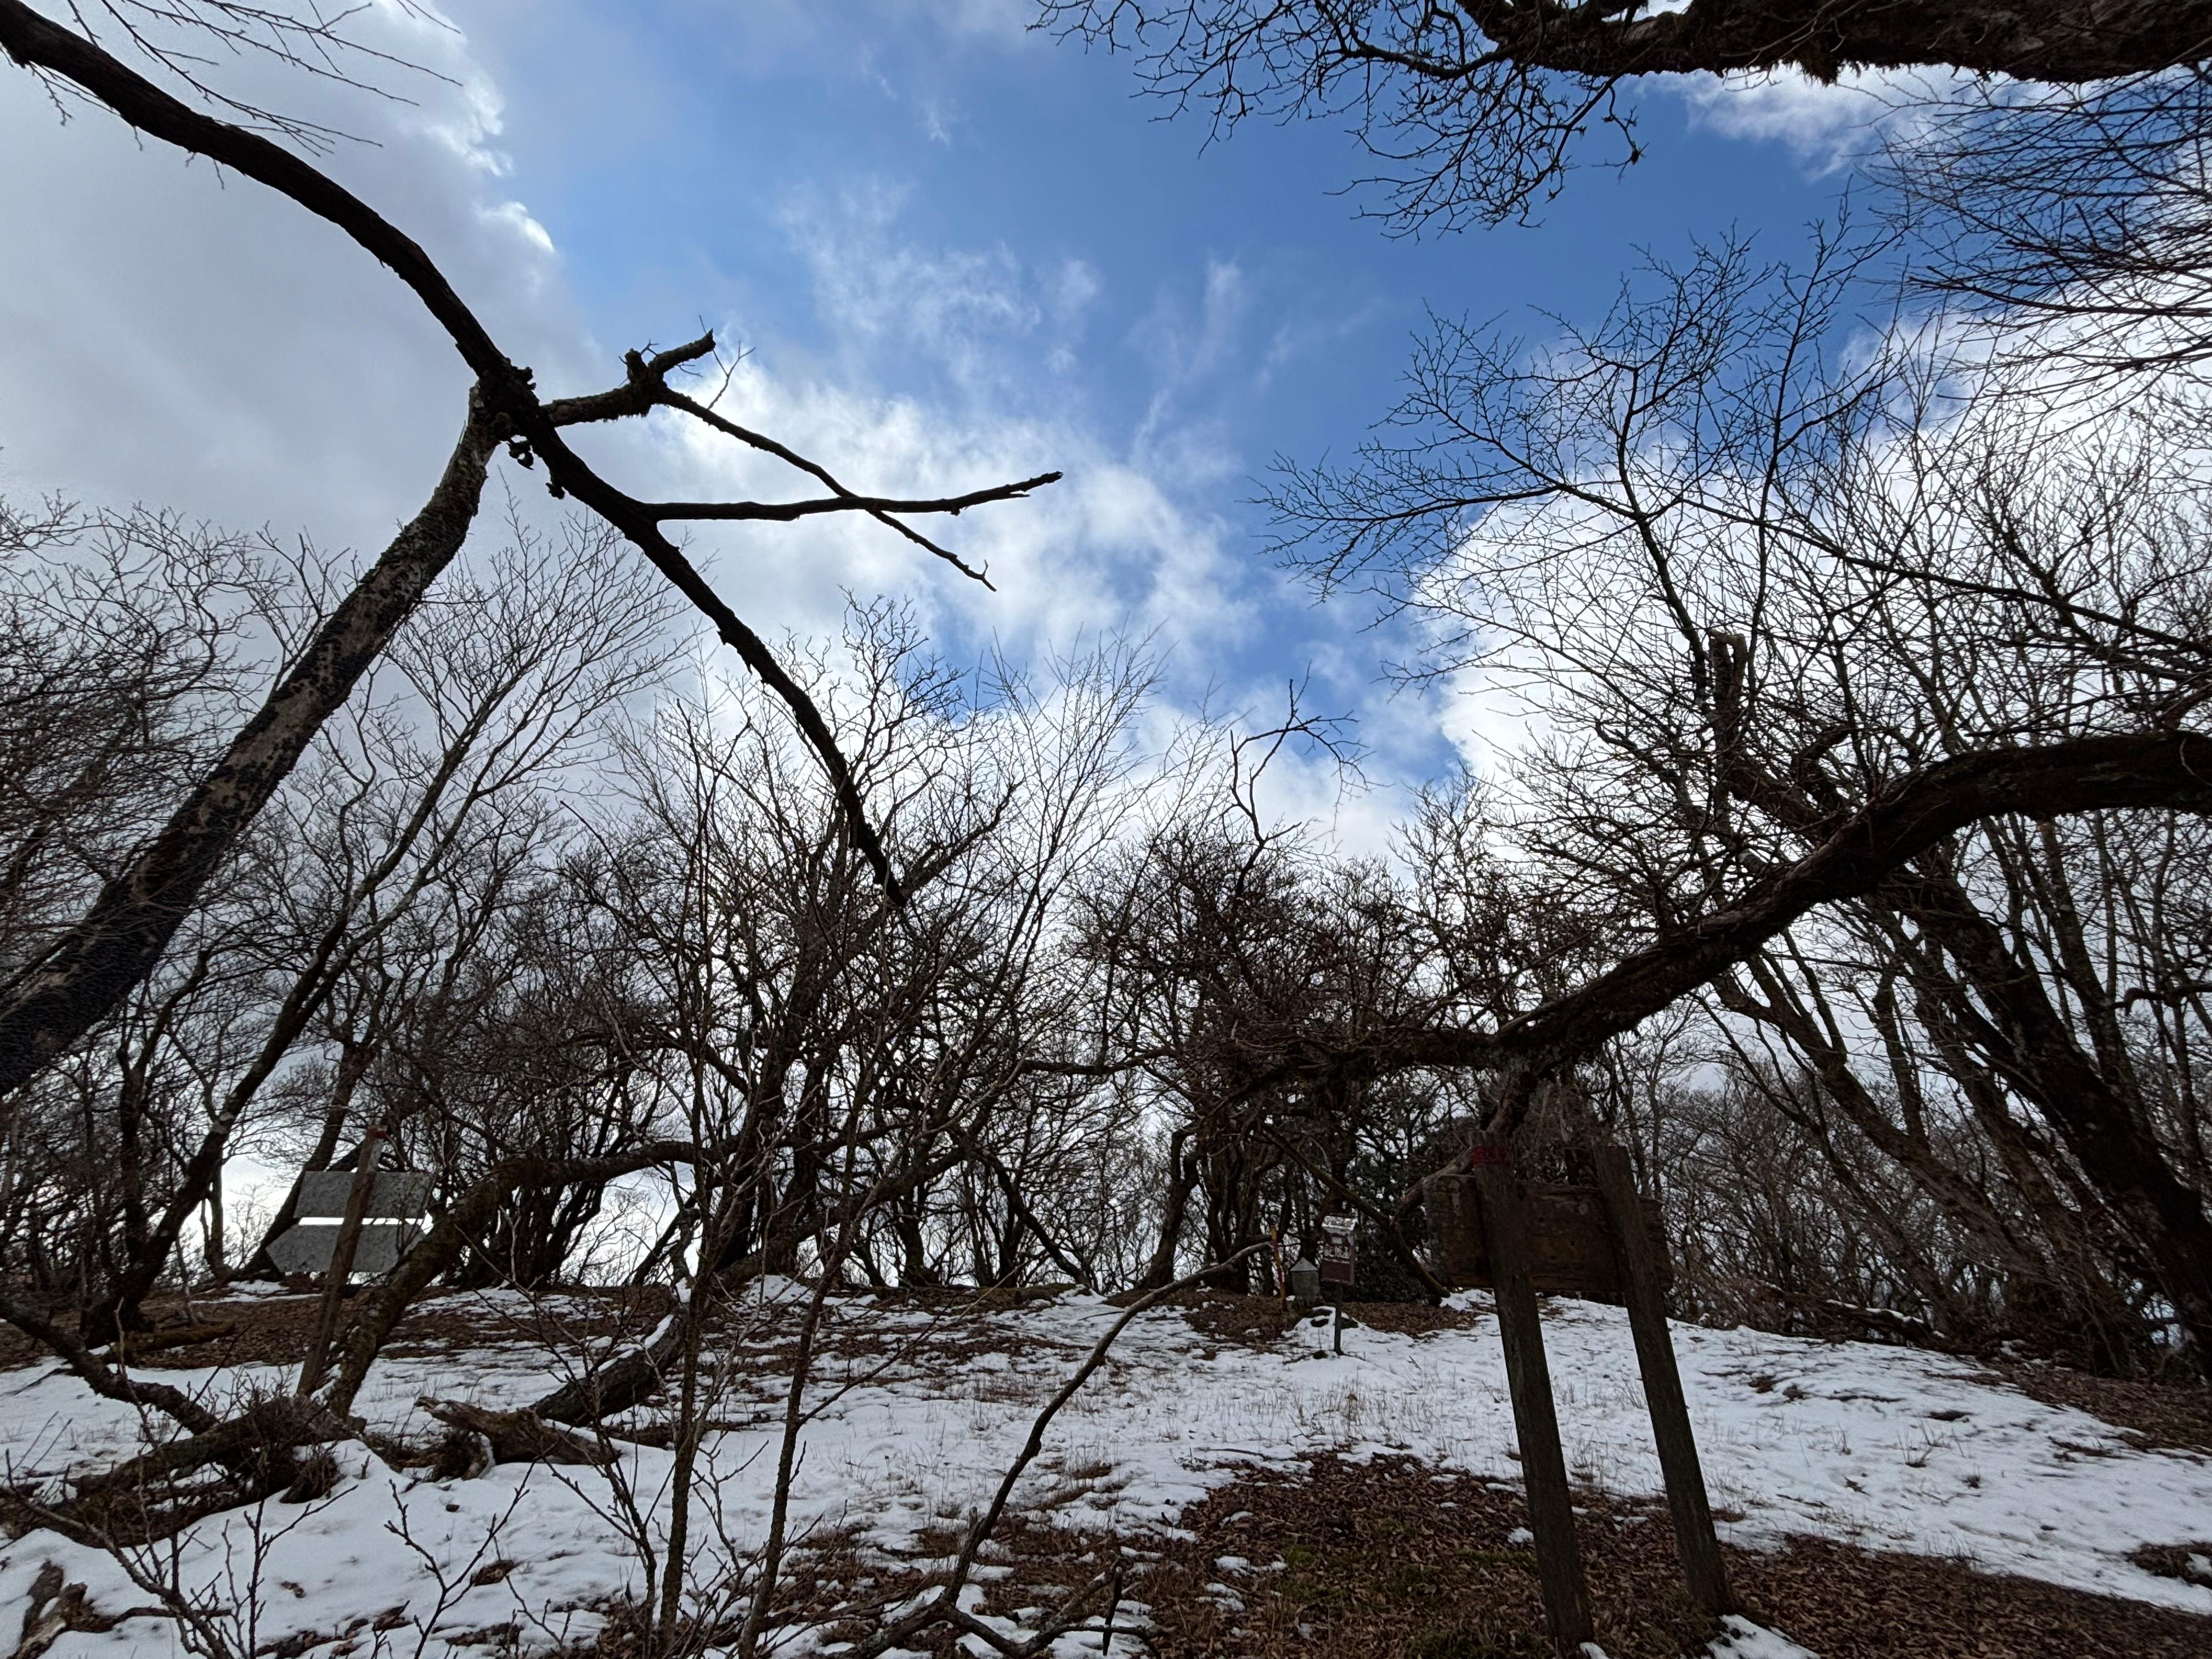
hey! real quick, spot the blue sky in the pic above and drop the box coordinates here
[481,6,1816,387]
[0,1,1875,831]
[476,1,1838,472]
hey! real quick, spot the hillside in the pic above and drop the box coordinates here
[4,1285,2209,1657]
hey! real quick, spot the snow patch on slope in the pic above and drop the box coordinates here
[2,1289,2209,1655]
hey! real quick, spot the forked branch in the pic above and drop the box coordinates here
[0,1,1065,1091]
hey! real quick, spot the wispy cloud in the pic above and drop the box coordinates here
[1681,66,1973,174]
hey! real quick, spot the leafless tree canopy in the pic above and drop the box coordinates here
[0,3,1062,1104]
[1882,67,2212,383]
[1251,219,2212,1370]
[8,8,2212,1615]
[1041,1,2212,226]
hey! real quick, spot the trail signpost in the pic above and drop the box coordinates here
[1315,1215,1358,1355]
[1424,1138,1733,1656]
[1424,1163,1669,1302]
[266,1166,433,1277]
[1317,1213,1356,1286]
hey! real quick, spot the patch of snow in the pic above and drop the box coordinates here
[1702,1612,1822,1656]
[4,1289,2211,1655]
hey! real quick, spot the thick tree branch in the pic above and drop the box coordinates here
[1047,1,2212,225]
[1346,729,2212,1096]
[1448,0,2212,83]
[0,391,501,1098]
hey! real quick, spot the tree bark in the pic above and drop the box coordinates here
[1458,0,2212,83]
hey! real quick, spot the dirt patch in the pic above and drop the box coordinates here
[1121,1453,2212,1659]
[1740,1532,2212,1657]
[1164,1292,1483,1352]
[381,1286,676,1361]
[520,1449,2212,1657]
[1338,1298,1487,1338]
[2131,1541,2212,1589]
[0,1292,328,1373]
[0,1285,682,1375]
[1170,1294,1304,1349]
[551,1511,1134,1656]
[1132,1456,1705,1658]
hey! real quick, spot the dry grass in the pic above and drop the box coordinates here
[1121,1454,2212,1659]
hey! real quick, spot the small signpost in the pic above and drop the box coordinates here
[269,1134,433,1396]
[1317,1213,1356,1286]
[266,1167,434,1277]
[1425,1137,1733,1657]
[1317,1215,1357,1354]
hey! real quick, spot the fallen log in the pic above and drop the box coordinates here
[415,1398,615,1470]
[530,1308,686,1427]
[70,1393,353,1499]
[95,1322,236,1363]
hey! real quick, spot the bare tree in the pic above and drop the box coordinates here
[1254,233,2212,1367]
[0,4,1062,1100]
[1042,0,2212,228]
[0,515,679,1342]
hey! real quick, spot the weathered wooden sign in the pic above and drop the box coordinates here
[266,1170,433,1277]
[1428,1139,1729,1657]
[1317,1213,1357,1286]
[1422,1170,1670,1304]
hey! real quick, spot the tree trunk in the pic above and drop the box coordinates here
[1894,865,2212,1372]
[1135,1128,1197,1291]
[0,392,499,1099]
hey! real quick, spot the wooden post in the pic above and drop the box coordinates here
[297,1129,385,1398]
[1470,1136,1595,1657]
[1589,1143,1734,1618]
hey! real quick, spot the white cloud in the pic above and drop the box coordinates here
[1049,258,1102,324]
[782,183,1070,400]
[932,0,1036,40]
[741,190,1289,678]
[0,5,585,549]
[1681,65,1971,174]
[627,350,1251,668]
[0,4,1410,841]
[483,200,557,257]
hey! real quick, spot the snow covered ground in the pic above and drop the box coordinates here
[2,1284,2207,1656]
